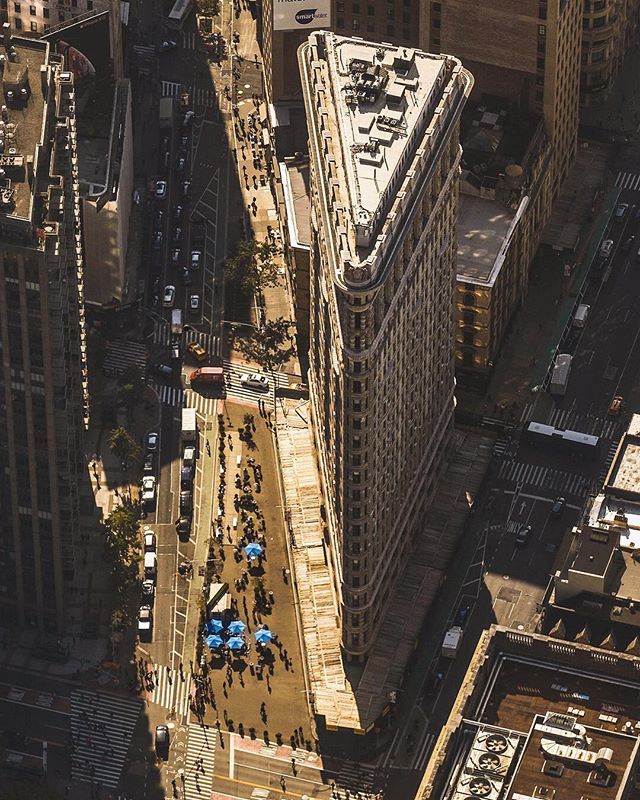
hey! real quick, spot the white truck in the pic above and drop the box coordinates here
[550,353,572,397]
[442,626,463,658]
[182,407,197,444]
[171,309,183,336]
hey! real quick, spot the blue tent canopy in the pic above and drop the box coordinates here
[205,634,224,649]
[244,542,263,559]
[254,628,273,644]
[228,620,246,635]
[227,636,246,651]
[205,618,224,634]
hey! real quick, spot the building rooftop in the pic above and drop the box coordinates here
[299,31,472,286]
[280,158,311,248]
[416,627,640,800]
[0,37,50,220]
[456,193,518,284]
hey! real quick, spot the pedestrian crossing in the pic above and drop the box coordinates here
[70,688,142,790]
[598,439,620,483]
[615,171,640,191]
[150,380,184,408]
[492,435,512,459]
[497,460,591,497]
[147,665,192,717]
[161,80,182,97]
[411,732,436,772]
[103,339,148,377]
[152,319,173,347]
[160,80,217,107]
[184,723,217,797]
[180,31,198,49]
[544,407,621,440]
[185,328,220,357]
[336,760,376,794]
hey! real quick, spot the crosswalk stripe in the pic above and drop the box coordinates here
[161,80,182,97]
[498,461,590,497]
[147,666,192,717]
[150,380,184,407]
[70,689,141,789]
[184,724,217,796]
[615,171,640,191]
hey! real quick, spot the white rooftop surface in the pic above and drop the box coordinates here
[456,193,516,284]
[329,39,447,242]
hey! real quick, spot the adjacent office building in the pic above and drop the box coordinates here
[1,0,114,37]
[299,32,473,660]
[0,31,89,632]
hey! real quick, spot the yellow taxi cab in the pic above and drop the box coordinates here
[608,395,624,416]
[187,342,207,362]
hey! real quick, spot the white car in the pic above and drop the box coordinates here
[240,373,269,391]
[189,294,200,312]
[183,445,196,467]
[143,530,156,552]
[155,180,167,199]
[162,285,176,308]
[146,431,159,452]
[141,476,157,505]
[190,250,201,269]
[138,605,153,637]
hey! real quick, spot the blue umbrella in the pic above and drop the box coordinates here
[228,620,246,635]
[205,619,224,634]
[244,542,263,559]
[205,634,224,649]
[254,627,273,644]
[227,636,245,651]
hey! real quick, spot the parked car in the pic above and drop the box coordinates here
[240,373,269,391]
[163,285,176,308]
[599,239,614,260]
[453,605,470,627]
[181,465,194,489]
[614,202,629,222]
[183,446,196,467]
[154,210,164,228]
[189,294,200,313]
[143,531,156,552]
[515,525,532,547]
[143,453,155,474]
[176,515,192,535]
[153,231,163,250]
[622,235,636,253]
[138,605,153,639]
[146,431,159,452]
[190,250,201,269]
[141,476,157,506]
[182,111,194,128]
[176,155,186,173]
[188,342,207,361]
[161,36,177,50]
[181,268,192,286]
[182,180,191,197]
[170,248,180,265]
[180,490,193,514]
[150,363,173,380]
[551,497,565,516]
[174,204,184,222]
[141,579,155,606]
[155,180,167,199]
[173,227,182,244]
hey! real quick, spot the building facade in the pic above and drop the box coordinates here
[0,0,111,36]
[0,31,88,632]
[418,0,582,201]
[581,0,639,108]
[262,0,424,104]
[299,32,472,660]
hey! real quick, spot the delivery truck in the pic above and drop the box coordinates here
[171,309,183,336]
[550,353,572,397]
[159,96,176,128]
[182,407,197,444]
[442,626,463,658]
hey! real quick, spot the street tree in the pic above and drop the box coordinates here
[225,237,282,297]
[108,427,142,472]
[103,501,141,588]
[235,318,295,370]
[117,366,145,415]
[196,0,219,15]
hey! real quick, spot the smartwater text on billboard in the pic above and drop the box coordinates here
[273,0,331,31]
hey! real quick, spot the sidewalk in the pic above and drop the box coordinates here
[580,37,640,134]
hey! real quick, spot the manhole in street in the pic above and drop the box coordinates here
[497,587,521,603]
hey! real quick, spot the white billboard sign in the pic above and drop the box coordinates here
[273,0,331,31]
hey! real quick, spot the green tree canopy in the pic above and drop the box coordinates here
[235,318,295,370]
[225,238,282,297]
[108,427,142,471]
[103,501,141,586]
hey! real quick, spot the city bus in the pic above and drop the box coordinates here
[524,421,600,458]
